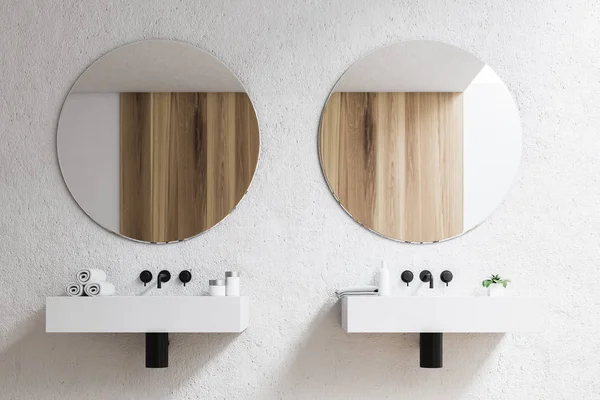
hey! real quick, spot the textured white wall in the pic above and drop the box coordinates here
[0,1,598,399]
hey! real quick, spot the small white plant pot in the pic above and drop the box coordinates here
[487,283,505,297]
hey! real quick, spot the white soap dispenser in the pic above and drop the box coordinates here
[378,261,391,296]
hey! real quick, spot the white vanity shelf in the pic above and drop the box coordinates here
[341,296,543,368]
[46,296,249,368]
[46,296,249,333]
[341,296,543,333]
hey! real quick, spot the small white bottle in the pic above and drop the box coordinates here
[378,261,391,296]
[209,279,226,296]
[225,271,240,296]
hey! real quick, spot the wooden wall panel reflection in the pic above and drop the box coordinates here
[120,92,259,242]
[320,92,463,242]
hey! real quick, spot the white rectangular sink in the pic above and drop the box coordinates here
[341,296,543,333]
[46,296,248,333]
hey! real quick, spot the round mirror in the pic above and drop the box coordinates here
[319,40,521,243]
[57,40,260,243]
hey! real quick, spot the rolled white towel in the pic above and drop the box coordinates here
[65,283,84,297]
[76,269,107,284]
[84,282,116,297]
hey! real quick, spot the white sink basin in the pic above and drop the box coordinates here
[341,296,542,333]
[46,296,248,333]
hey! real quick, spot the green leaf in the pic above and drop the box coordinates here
[482,280,492,288]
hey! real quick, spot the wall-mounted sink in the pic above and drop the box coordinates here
[341,296,542,368]
[47,296,248,333]
[46,296,248,368]
[342,296,542,333]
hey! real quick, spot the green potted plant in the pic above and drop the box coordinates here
[482,274,510,297]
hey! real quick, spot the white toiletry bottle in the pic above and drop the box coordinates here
[209,279,226,296]
[378,261,391,296]
[225,271,240,296]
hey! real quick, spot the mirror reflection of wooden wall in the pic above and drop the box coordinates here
[120,92,259,242]
[320,92,463,242]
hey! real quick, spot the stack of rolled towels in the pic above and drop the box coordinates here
[65,269,116,297]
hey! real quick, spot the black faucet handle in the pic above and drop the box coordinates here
[140,270,153,287]
[419,270,434,289]
[401,270,414,286]
[179,270,192,286]
[440,270,453,286]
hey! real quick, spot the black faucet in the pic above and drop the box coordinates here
[139,270,153,286]
[420,270,434,289]
[157,270,171,289]
[401,270,414,287]
[179,270,192,286]
[440,270,453,286]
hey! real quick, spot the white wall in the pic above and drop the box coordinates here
[0,1,598,399]
[57,93,120,233]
